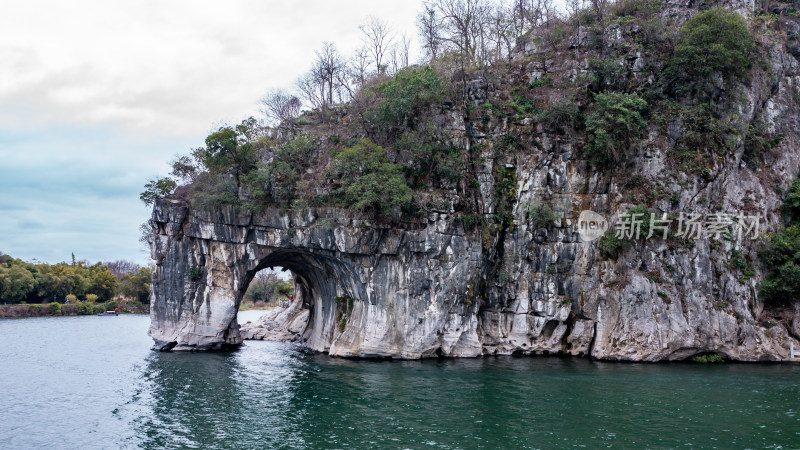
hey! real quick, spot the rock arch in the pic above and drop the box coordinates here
[239,247,364,353]
[145,197,791,361]
[146,200,489,357]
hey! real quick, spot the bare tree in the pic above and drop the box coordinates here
[104,260,140,279]
[520,0,557,28]
[297,67,326,111]
[389,44,401,75]
[360,16,394,74]
[350,46,371,89]
[509,0,532,37]
[399,33,412,68]
[564,0,586,24]
[387,37,412,75]
[591,0,608,25]
[314,41,346,106]
[260,89,301,126]
[488,3,514,62]
[591,0,608,51]
[296,42,346,110]
[426,0,492,65]
[417,4,444,62]
[170,154,200,183]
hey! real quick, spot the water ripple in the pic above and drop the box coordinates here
[1,316,799,448]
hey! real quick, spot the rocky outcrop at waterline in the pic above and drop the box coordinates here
[240,297,309,343]
[148,200,508,357]
[147,188,798,360]
[147,2,800,360]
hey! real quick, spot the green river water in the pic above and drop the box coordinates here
[0,312,798,449]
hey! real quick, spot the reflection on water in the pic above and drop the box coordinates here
[131,343,800,449]
[128,342,309,449]
[1,314,799,449]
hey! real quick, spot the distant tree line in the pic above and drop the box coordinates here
[0,252,153,305]
[243,271,294,305]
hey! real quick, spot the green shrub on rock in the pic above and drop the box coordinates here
[598,229,629,259]
[528,202,558,227]
[191,172,240,210]
[395,125,462,187]
[759,225,800,307]
[140,177,177,206]
[759,178,800,307]
[691,354,724,363]
[332,139,412,221]
[538,100,582,134]
[366,66,451,134]
[782,179,800,223]
[668,8,755,96]
[584,92,648,166]
[188,267,202,282]
[624,205,654,237]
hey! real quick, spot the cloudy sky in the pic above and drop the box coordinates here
[0,0,425,265]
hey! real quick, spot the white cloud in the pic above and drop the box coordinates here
[0,0,424,137]
[0,0,425,264]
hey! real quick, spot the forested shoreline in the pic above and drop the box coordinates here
[0,252,153,317]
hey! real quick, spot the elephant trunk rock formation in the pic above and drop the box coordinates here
[148,201,511,357]
[147,198,796,360]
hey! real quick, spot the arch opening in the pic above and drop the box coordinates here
[235,248,364,353]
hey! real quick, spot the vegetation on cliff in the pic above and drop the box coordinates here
[140,0,800,308]
[760,179,800,306]
[141,3,769,213]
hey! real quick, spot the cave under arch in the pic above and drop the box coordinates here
[237,248,366,352]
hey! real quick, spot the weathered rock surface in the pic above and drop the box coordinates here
[147,3,800,360]
[240,299,309,343]
[147,189,798,360]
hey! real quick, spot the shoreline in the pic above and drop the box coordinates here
[239,339,800,364]
[0,303,149,318]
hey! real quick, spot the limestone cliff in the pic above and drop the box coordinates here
[148,2,800,360]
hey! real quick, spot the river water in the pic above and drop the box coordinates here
[0,312,798,449]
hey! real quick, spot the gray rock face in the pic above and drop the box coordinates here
[148,3,800,360]
[147,191,798,360]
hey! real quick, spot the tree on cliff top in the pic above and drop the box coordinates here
[198,118,262,178]
[140,177,177,206]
